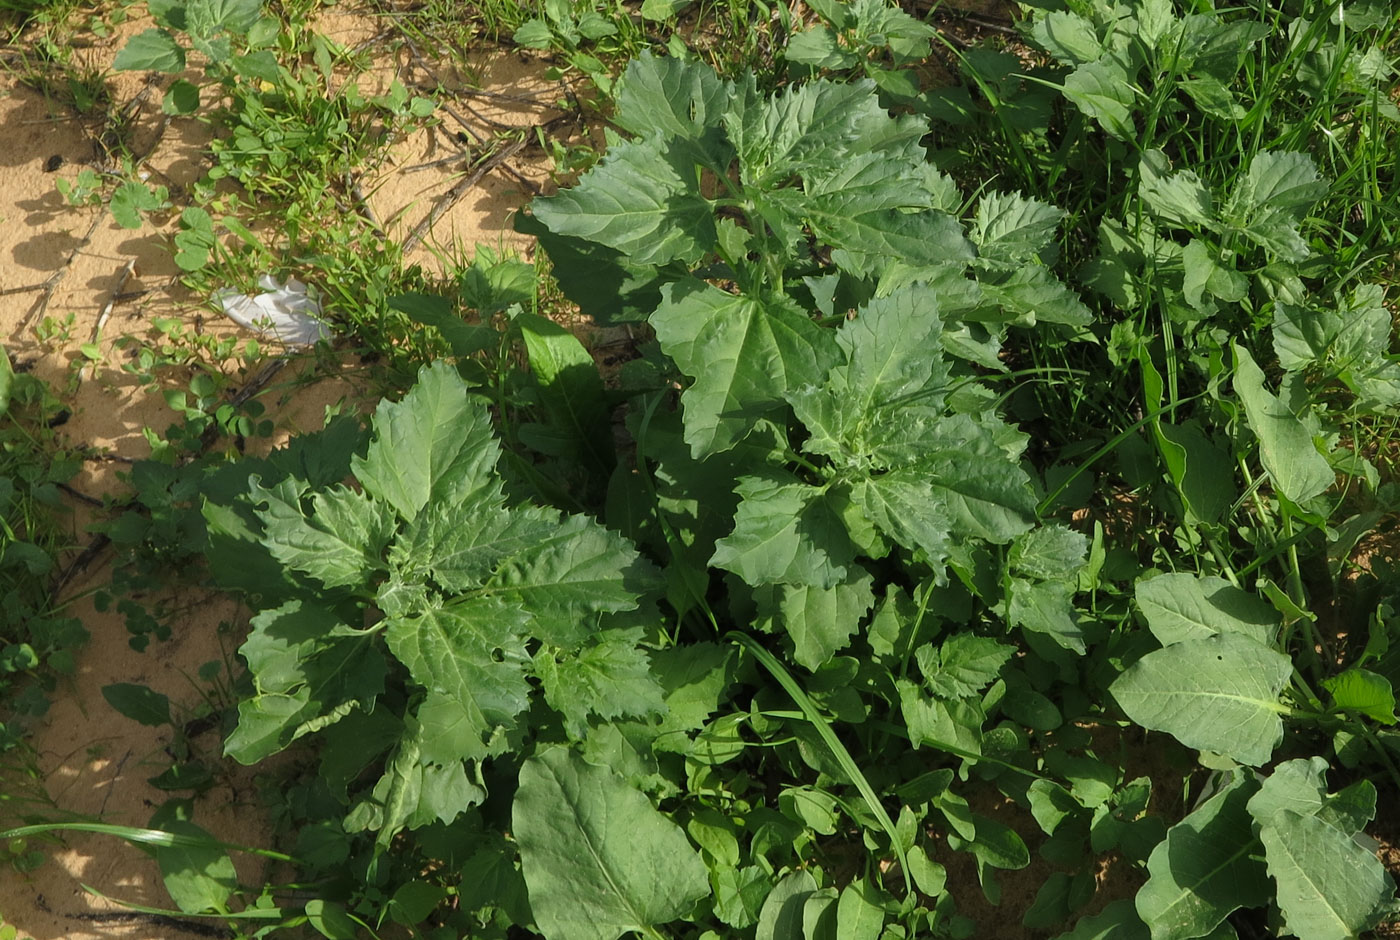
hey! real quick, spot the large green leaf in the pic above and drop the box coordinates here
[515,311,614,480]
[613,52,733,143]
[1134,574,1277,647]
[973,190,1066,269]
[1138,151,1215,230]
[1260,811,1393,940]
[652,280,838,457]
[352,361,502,522]
[113,28,186,72]
[253,480,396,590]
[535,628,667,738]
[1061,60,1137,139]
[1109,633,1292,766]
[485,510,651,648]
[711,476,856,589]
[384,600,532,763]
[227,601,386,763]
[759,568,875,671]
[514,747,709,940]
[1135,773,1269,940]
[531,136,715,267]
[1233,345,1333,504]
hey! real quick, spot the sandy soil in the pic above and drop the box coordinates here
[0,7,568,937]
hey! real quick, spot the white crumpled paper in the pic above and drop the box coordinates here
[214,275,333,346]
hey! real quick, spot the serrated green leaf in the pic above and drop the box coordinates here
[978,265,1094,327]
[898,679,982,757]
[536,628,666,739]
[711,475,856,589]
[918,633,1013,699]
[253,479,395,590]
[1235,151,1329,214]
[1233,344,1334,504]
[1011,524,1087,581]
[1139,151,1215,230]
[532,136,715,267]
[1135,773,1268,940]
[228,601,386,764]
[1134,574,1277,647]
[352,361,501,522]
[515,747,709,940]
[761,568,874,671]
[384,600,531,763]
[651,280,838,457]
[651,642,734,734]
[787,24,860,68]
[1009,578,1087,654]
[113,28,186,72]
[1110,633,1292,766]
[973,191,1066,269]
[614,51,733,141]
[485,510,651,648]
[1260,810,1394,940]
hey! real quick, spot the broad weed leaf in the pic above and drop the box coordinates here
[531,136,715,267]
[973,191,1066,269]
[485,510,653,649]
[1324,668,1397,724]
[756,870,819,940]
[978,266,1093,327]
[384,600,532,764]
[154,818,238,914]
[514,747,709,940]
[253,479,395,590]
[711,474,857,589]
[1260,811,1394,940]
[1061,60,1136,140]
[113,28,186,72]
[1133,574,1277,647]
[1030,11,1102,65]
[757,569,875,671]
[1233,344,1334,504]
[614,51,733,141]
[535,627,666,739]
[917,632,1014,699]
[898,680,983,757]
[1135,772,1269,940]
[650,280,838,458]
[352,361,501,522]
[1109,633,1291,766]
[1138,151,1215,230]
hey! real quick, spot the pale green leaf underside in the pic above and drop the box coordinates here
[1110,633,1292,766]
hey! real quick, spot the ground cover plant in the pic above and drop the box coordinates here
[6,0,1400,938]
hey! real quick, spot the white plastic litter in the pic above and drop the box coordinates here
[214,275,333,347]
